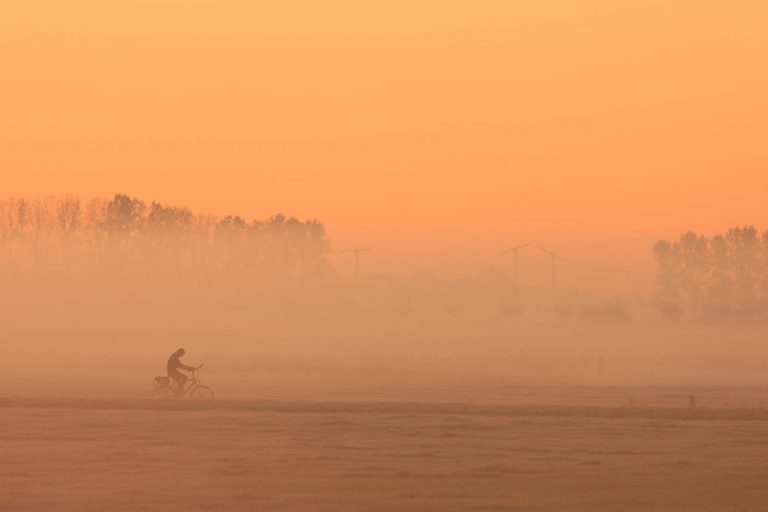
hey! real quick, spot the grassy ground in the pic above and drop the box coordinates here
[3,387,768,511]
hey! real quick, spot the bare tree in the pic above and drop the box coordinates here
[56,195,82,266]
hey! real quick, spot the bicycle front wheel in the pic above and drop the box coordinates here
[189,385,215,399]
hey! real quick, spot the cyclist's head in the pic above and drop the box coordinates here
[176,348,186,356]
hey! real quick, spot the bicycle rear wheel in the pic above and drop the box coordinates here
[189,385,215,399]
[152,386,174,398]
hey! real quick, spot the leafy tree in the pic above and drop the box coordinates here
[653,226,768,320]
[105,194,146,239]
[0,193,331,290]
[652,239,683,319]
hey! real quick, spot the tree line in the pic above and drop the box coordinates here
[0,194,330,281]
[653,226,768,319]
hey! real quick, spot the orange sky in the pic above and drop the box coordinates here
[2,1,766,293]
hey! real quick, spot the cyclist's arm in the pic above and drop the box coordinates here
[180,363,195,372]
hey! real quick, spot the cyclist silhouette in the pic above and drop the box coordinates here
[167,348,195,397]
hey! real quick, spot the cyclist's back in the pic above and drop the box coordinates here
[167,348,193,396]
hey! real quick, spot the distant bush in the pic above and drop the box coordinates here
[580,298,632,322]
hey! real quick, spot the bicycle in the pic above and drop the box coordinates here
[152,366,215,399]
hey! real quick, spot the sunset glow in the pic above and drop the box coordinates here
[3,1,766,292]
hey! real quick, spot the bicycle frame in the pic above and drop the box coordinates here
[172,367,204,396]
[153,364,213,399]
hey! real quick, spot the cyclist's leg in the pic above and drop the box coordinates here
[175,375,188,396]
[170,373,185,396]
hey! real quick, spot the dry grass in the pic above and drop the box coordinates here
[3,385,768,511]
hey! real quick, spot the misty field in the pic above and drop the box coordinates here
[3,381,768,512]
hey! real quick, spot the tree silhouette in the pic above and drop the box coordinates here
[653,226,768,319]
[56,195,82,265]
[0,193,332,300]
[652,239,684,319]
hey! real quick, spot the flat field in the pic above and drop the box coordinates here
[3,376,768,512]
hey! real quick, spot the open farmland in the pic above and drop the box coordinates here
[3,380,768,512]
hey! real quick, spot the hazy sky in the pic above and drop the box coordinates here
[2,1,766,293]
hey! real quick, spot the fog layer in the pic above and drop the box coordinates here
[1,195,767,396]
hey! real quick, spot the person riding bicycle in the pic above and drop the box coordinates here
[167,348,196,397]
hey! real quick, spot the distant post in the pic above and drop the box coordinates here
[341,248,373,283]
